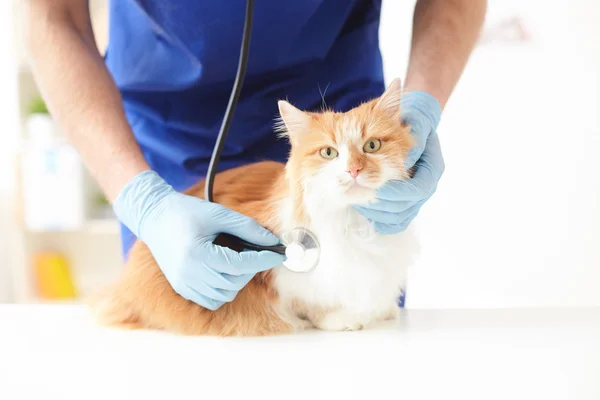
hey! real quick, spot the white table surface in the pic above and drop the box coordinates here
[1,306,600,400]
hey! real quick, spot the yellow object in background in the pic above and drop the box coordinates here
[33,252,78,300]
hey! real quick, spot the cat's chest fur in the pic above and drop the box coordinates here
[273,205,419,328]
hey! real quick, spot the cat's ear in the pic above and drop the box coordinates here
[374,78,402,118]
[276,100,311,141]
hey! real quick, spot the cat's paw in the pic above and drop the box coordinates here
[315,311,366,332]
[384,306,400,321]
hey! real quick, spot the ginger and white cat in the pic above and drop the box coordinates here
[89,78,420,336]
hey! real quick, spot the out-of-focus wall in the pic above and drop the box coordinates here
[380,0,600,308]
[2,1,115,304]
[0,1,21,302]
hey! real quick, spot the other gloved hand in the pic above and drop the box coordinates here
[113,170,285,310]
[354,91,445,234]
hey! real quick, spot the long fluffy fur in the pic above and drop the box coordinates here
[89,163,293,336]
[88,79,417,337]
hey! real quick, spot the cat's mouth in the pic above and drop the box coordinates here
[339,179,359,190]
[339,180,378,202]
[342,182,377,204]
[340,178,378,191]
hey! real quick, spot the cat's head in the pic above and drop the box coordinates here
[276,78,414,207]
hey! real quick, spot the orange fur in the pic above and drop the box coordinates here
[89,79,414,337]
[89,162,293,337]
[280,93,413,226]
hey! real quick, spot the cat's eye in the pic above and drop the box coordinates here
[363,139,382,153]
[319,147,338,159]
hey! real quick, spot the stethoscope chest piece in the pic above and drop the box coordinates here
[281,228,320,273]
[203,0,320,275]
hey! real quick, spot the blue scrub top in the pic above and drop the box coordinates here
[105,0,386,256]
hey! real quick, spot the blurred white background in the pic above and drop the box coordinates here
[0,0,598,308]
[382,0,600,308]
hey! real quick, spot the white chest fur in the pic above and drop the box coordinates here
[274,204,420,330]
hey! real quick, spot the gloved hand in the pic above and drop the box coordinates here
[354,91,445,234]
[113,170,285,310]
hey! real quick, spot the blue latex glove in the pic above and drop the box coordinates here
[113,170,285,310]
[354,91,444,234]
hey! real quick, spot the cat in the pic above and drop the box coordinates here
[88,78,420,336]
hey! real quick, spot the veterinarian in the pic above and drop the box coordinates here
[24,0,486,310]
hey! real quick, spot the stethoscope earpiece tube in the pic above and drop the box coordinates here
[204,1,320,273]
[206,0,288,256]
[205,0,254,203]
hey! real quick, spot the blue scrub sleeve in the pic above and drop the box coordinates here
[119,223,138,260]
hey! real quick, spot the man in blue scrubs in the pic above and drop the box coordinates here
[25,0,486,310]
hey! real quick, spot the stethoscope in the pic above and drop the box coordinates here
[204,0,320,273]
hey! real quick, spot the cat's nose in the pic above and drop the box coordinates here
[346,167,362,179]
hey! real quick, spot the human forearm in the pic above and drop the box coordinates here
[22,1,149,202]
[404,0,487,109]
[356,1,482,230]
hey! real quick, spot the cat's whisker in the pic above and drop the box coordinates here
[317,82,331,111]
